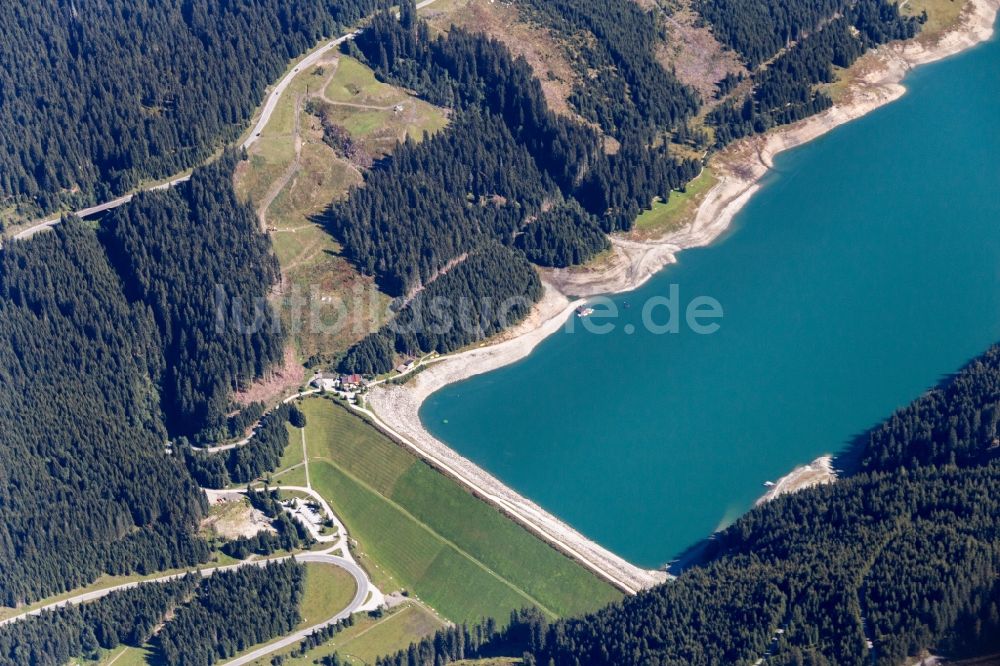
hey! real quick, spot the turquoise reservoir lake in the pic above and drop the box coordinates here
[421,30,1000,568]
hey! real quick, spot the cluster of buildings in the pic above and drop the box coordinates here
[311,372,366,393]
[309,356,422,395]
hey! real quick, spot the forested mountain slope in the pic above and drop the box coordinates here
[158,560,304,665]
[695,0,913,67]
[101,154,284,440]
[699,0,921,143]
[376,345,1000,665]
[0,561,305,666]
[0,221,208,606]
[0,0,963,648]
[330,0,702,373]
[353,1,702,233]
[325,111,556,297]
[328,0,923,375]
[0,575,200,666]
[0,0,391,221]
[0,156,285,604]
[339,244,543,374]
[514,0,701,141]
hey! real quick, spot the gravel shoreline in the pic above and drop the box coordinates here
[755,456,837,506]
[367,0,1000,592]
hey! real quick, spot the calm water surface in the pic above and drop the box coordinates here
[421,29,1000,567]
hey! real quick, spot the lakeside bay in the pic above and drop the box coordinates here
[420,26,1000,568]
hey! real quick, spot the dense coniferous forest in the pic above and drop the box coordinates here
[0,0,394,218]
[577,141,701,232]
[515,0,700,140]
[227,404,294,484]
[101,154,285,439]
[0,221,208,606]
[0,576,199,666]
[0,561,306,666]
[333,0,704,372]
[354,3,602,193]
[158,560,304,666]
[323,111,555,297]
[180,404,296,488]
[157,560,305,666]
[374,345,1000,665]
[515,201,610,268]
[227,401,267,440]
[0,156,285,604]
[353,3,701,232]
[701,0,920,144]
[338,245,543,374]
[696,0,867,67]
[707,4,919,144]
[180,445,233,489]
[859,345,1000,471]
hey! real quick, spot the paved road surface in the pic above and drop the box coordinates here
[1,479,383,663]
[220,553,371,666]
[0,550,370,628]
[11,0,439,241]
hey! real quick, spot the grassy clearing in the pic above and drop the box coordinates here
[273,464,309,488]
[298,397,622,624]
[324,57,404,106]
[331,107,394,137]
[327,101,447,145]
[555,245,619,279]
[319,603,443,665]
[632,167,718,238]
[234,54,448,368]
[276,423,306,471]
[330,604,446,665]
[821,64,858,105]
[321,56,448,154]
[901,0,967,42]
[254,600,445,666]
[421,0,580,121]
[298,562,358,629]
[95,645,155,666]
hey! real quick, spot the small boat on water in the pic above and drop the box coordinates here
[576,305,594,317]
[763,480,776,487]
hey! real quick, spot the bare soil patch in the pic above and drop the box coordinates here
[658,8,747,103]
[422,0,582,120]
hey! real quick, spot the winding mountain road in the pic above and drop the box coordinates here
[0,531,381,664]
[220,553,371,666]
[0,551,370,630]
[1,436,383,663]
[4,480,383,666]
[11,0,439,242]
